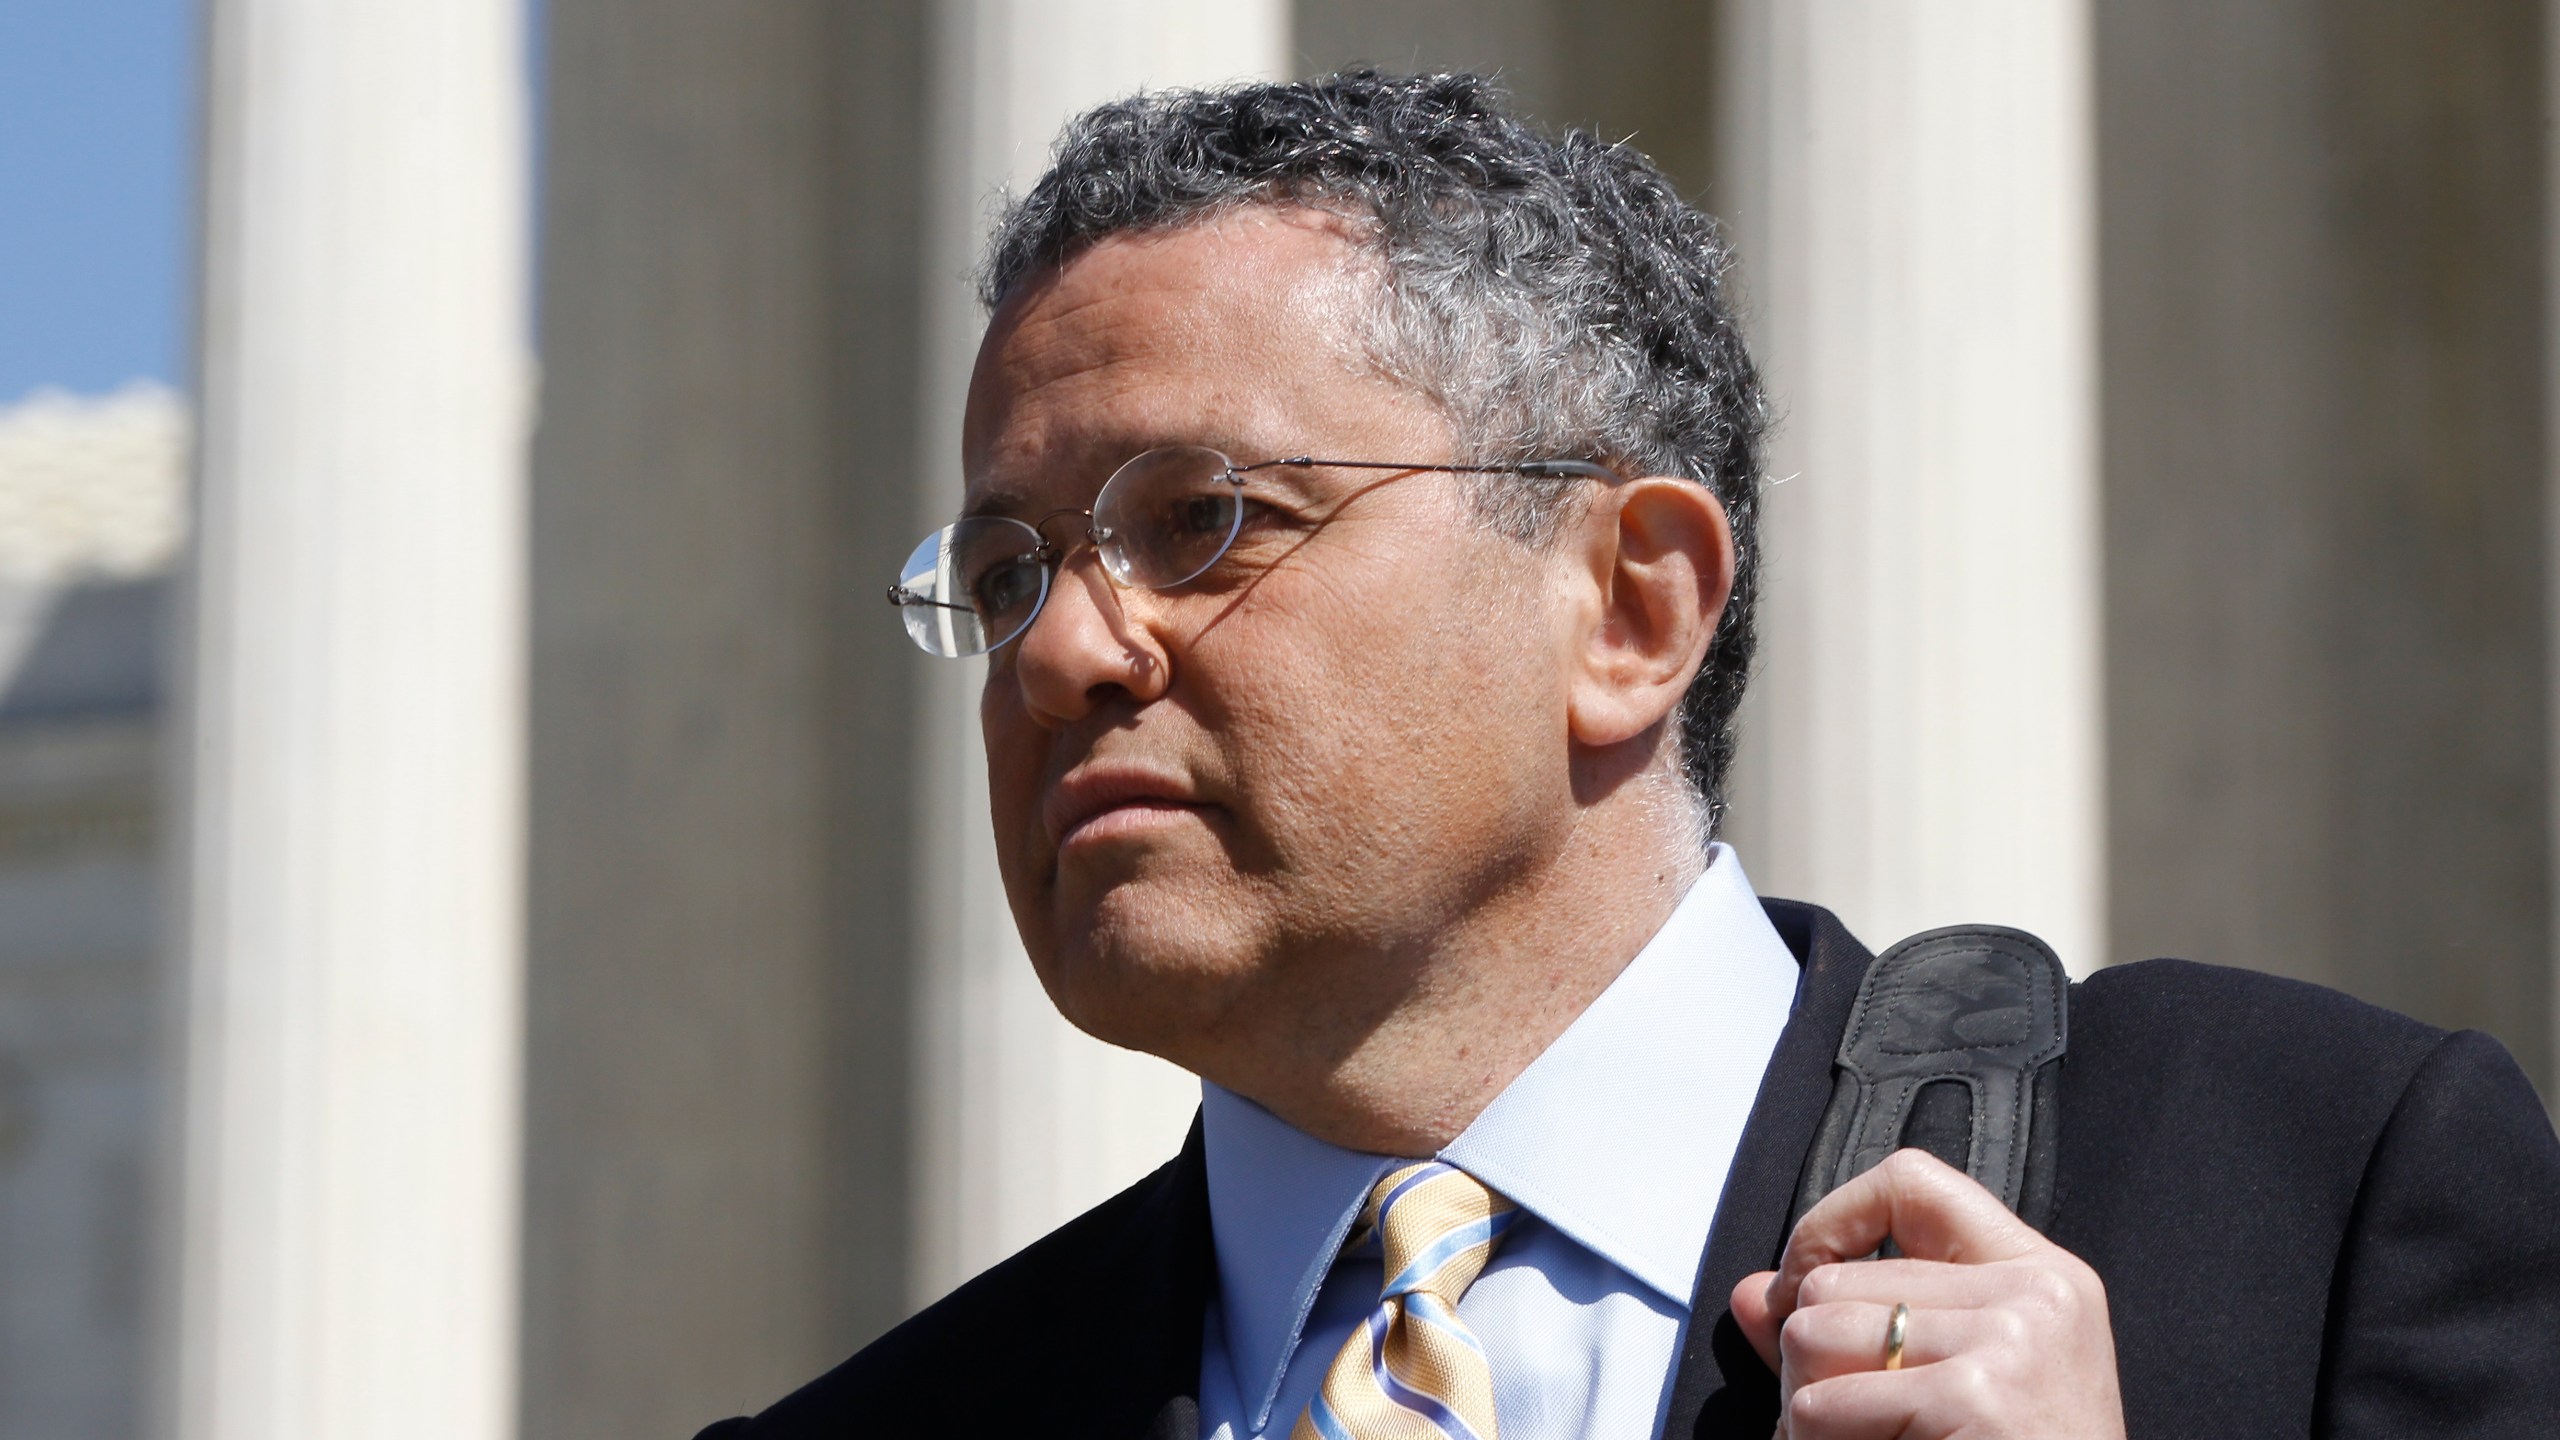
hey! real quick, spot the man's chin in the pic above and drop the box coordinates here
[1032,892,1259,1055]
[1043,853,1246,947]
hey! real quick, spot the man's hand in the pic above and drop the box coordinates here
[1730,1149,2126,1440]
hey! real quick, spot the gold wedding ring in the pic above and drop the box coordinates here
[1884,1302,1910,1371]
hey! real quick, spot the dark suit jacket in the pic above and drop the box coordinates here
[698,900,2560,1438]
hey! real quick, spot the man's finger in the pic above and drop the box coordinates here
[1778,1300,2002,1387]
[1733,1269,1784,1374]
[1765,1149,2045,1321]
[1780,1367,1937,1440]
[1790,1255,2045,1310]
[1734,1261,2016,1379]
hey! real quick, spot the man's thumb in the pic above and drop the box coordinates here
[1730,1270,1783,1375]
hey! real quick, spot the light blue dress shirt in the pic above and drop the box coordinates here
[1196,843,1804,1440]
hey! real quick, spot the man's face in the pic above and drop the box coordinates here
[964,209,1584,1074]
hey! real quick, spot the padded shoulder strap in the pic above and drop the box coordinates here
[1789,924,2069,1233]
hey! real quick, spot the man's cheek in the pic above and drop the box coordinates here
[979,736,1048,885]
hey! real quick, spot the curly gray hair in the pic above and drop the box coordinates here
[980,70,1766,834]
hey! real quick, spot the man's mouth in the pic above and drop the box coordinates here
[1044,765,1212,850]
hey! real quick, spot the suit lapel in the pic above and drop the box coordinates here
[1661,900,1873,1438]
[1078,1115,1217,1440]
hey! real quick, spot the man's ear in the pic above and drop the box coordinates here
[1563,476,1734,748]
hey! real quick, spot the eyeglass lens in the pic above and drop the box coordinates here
[893,446,1246,657]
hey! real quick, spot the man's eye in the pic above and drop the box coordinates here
[1166,490,1241,538]
[1230,495,1281,528]
[972,558,1044,616]
[1229,495,1309,540]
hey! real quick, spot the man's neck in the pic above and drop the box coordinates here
[1206,798,1706,1156]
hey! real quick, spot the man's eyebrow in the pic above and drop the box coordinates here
[959,432,1271,522]
[960,486,1035,522]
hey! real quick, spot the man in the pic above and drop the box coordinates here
[698,72,2560,1439]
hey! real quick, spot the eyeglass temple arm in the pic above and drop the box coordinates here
[886,584,975,612]
[1240,456,1623,483]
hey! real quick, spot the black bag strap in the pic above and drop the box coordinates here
[1788,924,2069,1235]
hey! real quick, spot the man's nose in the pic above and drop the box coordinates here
[1008,551,1170,724]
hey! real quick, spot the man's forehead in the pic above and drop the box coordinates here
[995,204,1376,337]
[960,209,1382,485]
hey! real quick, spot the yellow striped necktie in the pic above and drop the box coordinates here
[1292,1161,1521,1440]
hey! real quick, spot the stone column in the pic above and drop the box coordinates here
[166,2,530,1437]
[521,4,895,1435]
[1296,0,1719,194]
[2096,1,2551,1088]
[1713,0,2106,972]
[906,0,1288,1306]
[2549,2,2560,1104]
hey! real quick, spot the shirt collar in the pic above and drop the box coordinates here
[1199,843,1805,1426]
[1438,843,1803,1301]
[1200,1085,1395,1430]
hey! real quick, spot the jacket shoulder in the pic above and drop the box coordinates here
[2054,957,2550,1437]
[2062,956,2455,1192]
[706,1130,1211,1437]
[2073,955,2447,1080]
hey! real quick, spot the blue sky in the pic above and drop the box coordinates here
[0,0,197,405]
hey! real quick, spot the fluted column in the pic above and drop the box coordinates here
[167,2,530,1437]
[2550,1,2560,1104]
[908,0,1288,1303]
[1714,0,2105,971]
[521,5,892,1434]
[2094,1,2550,1084]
